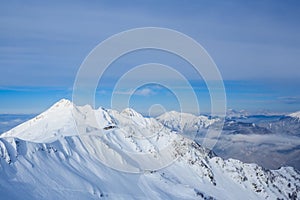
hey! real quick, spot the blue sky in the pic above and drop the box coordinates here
[0,0,300,114]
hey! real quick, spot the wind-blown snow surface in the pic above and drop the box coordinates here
[0,99,299,199]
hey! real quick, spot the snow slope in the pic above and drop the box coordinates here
[0,100,299,199]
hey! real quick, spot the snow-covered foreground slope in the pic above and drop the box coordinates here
[0,100,299,199]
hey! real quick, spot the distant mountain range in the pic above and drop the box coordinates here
[158,109,300,170]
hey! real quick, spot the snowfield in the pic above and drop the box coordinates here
[0,99,299,199]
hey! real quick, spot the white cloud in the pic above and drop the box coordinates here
[135,88,155,96]
[114,87,156,97]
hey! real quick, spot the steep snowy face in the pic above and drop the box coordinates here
[109,108,165,138]
[0,99,299,199]
[80,108,181,173]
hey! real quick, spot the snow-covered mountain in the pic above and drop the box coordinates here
[157,111,217,136]
[289,111,300,121]
[0,99,299,199]
[226,109,249,118]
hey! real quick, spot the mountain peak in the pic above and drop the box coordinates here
[289,111,300,120]
[121,108,143,118]
[0,99,76,143]
[51,98,72,108]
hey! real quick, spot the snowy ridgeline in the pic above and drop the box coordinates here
[158,109,300,170]
[0,99,299,200]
